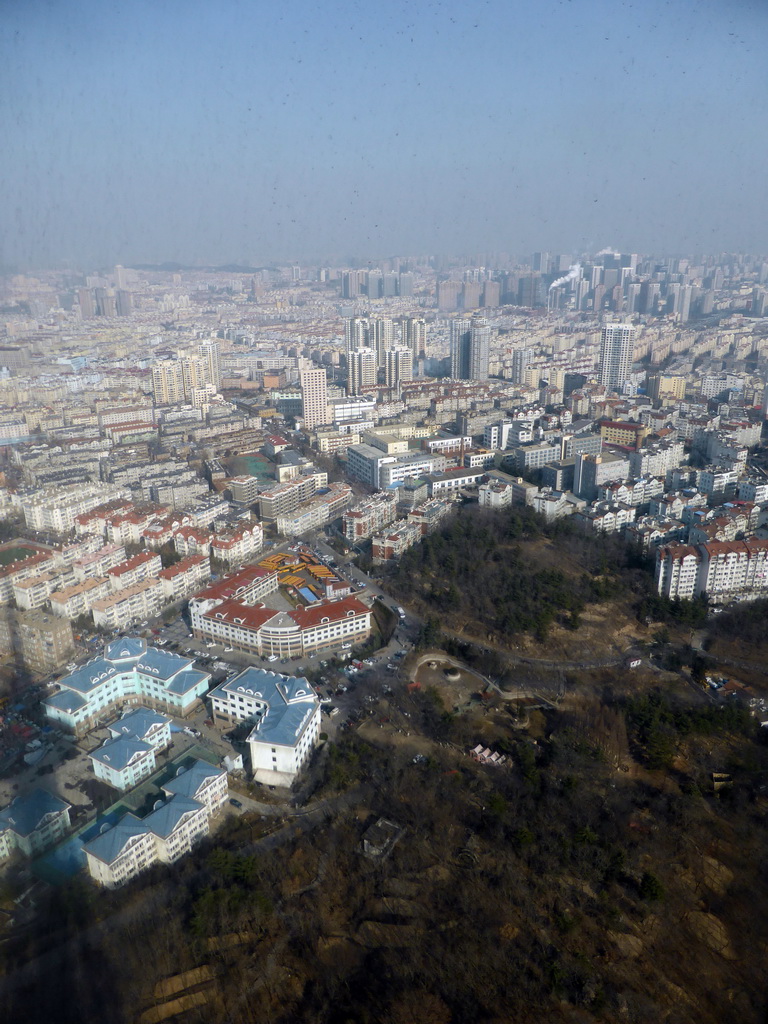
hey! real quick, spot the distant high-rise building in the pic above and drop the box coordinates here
[198,341,221,389]
[679,285,692,323]
[114,264,131,289]
[482,280,500,307]
[152,360,185,405]
[181,354,208,396]
[532,252,550,274]
[341,270,364,299]
[366,270,383,299]
[344,316,371,356]
[385,347,413,390]
[451,315,490,381]
[398,272,414,297]
[347,348,377,395]
[599,324,635,392]
[300,367,330,429]
[461,282,482,310]
[115,290,133,316]
[438,280,462,311]
[512,347,535,385]
[450,318,471,379]
[94,287,117,317]
[77,287,95,319]
[382,273,398,297]
[402,316,427,361]
[469,315,491,380]
[371,317,395,367]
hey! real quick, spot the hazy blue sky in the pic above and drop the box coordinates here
[1,0,766,269]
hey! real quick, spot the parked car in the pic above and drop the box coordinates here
[229,798,243,809]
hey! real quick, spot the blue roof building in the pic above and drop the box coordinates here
[82,760,227,888]
[0,788,71,859]
[43,639,211,735]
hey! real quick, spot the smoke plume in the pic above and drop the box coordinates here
[549,263,582,290]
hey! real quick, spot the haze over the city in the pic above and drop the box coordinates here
[2,0,766,269]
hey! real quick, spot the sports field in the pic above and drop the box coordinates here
[0,543,40,567]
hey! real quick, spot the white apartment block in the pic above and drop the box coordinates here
[627,441,685,479]
[313,429,361,454]
[105,509,166,546]
[14,570,73,610]
[73,543,128,582]
[257,472,328,519]
[83,767,223,889]
[0,551,58,603]
[90,736,157,791]
[656,539,768,603]
[208,666,320,786]
[573,501,637,536]
[107,551,162,591]
[343,491,400,542]
[275,484,352,537]
[697,466,739,497]
[20,484,130,533]
[0,789,72,861]
[210,522,263,564]
[49,576,113,619]
[158,554,211,600]
[91,578,166,631]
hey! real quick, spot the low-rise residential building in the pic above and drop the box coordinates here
[573,501,637,535]
[625,516,686,552]
[83,762,224,889]
[0,550,59,603]
[107,551,163,591]
[210,521,263,564]
[14,570,71,610]
[274,483,352,536]
[158,554,211,600]
[105,507,167,547]
[173,525,213,558]
[49,575,113,619]
[343,491,400,542]
[20,483,130,533]
[0,789,71,860]
[91,578,166,631]
[43,638,211,735]
[108,706,172,750]
[372,520,423,562]
[90,736,157,791]
[72,543,128,581]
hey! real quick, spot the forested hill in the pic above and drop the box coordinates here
[387,505,647,643]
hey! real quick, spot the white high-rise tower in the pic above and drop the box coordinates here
[599,323,635,392]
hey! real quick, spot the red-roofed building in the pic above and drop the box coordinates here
[158,554,211,600]
[263,435,291,458]
[106,506,168,546]
[74,500,134,538]
[210,522,263,564]
[107,551,162,591]
[173,526,213,558]
[194,594,371,657]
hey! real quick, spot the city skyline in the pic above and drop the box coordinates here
[2,0,767,270]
